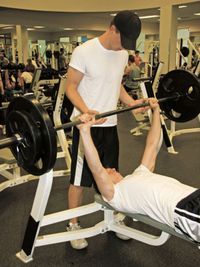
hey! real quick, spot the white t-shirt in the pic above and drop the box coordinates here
[106,165,196,228]
[69,38,128,126]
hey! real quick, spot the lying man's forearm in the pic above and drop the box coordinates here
[79,126,115,200]
[146,108,161,150]
[80,129,103,174]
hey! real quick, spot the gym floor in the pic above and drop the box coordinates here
[0,112,200,267]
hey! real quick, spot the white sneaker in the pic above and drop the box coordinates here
[66,222,88,250]
[114,213,131,241]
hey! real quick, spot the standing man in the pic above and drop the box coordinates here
[66,10,147,249]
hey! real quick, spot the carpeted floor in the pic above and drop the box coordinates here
[0,112,200,267]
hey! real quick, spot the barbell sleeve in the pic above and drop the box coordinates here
[0,135,22,149]
[0,104,9,111]
[55,93,180,132]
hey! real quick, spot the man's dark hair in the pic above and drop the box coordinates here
[128,55,135,63]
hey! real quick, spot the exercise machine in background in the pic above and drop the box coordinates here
[130,61,200,154]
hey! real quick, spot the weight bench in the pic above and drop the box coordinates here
[16,170,198,263]
[95,194,196,246]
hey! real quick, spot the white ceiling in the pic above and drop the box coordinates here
[0,2,199,34]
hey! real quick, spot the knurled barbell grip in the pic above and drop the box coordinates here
[132,77,153,82]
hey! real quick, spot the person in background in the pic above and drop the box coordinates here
[4,69,16,92]
[18,69,33,93]
[65,10,149,250]
[0,71,4,96]
[0,71,5,133]
[124,55,141,99]
[24,58,36,74]
[134,50,142,67]
[3,69,23,101]
[0,51,9,67]
[59,48,68,71]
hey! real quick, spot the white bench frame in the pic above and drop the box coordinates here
[16,170,196,263]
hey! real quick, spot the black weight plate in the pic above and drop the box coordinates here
[6,110,40,167]
[6,94,57,175]
[157,69,200,122]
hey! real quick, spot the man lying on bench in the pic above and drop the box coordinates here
[76,98,200,245]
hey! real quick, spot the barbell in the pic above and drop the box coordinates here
[0,69,199,176]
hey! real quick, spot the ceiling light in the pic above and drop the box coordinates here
[110,12,138,16]
[34,26,45,29]
[139,15,159,19]
[179,5,187,9]
[194,13,200,16]
[2,26,13,29]
[63,28,74,30]
[27,28,35,31]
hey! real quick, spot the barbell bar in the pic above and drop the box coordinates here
[0,69,199,176]
[0,93,180,149]
[55,93,180,131]
[132,77,153,82]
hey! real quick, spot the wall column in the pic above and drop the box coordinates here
[16,25,29,63]
[159,4,178,73]
[11,32,17,63]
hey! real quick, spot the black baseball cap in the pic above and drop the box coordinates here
[114,10,141,50]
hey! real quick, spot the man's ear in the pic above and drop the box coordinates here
[110,24,118,33]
